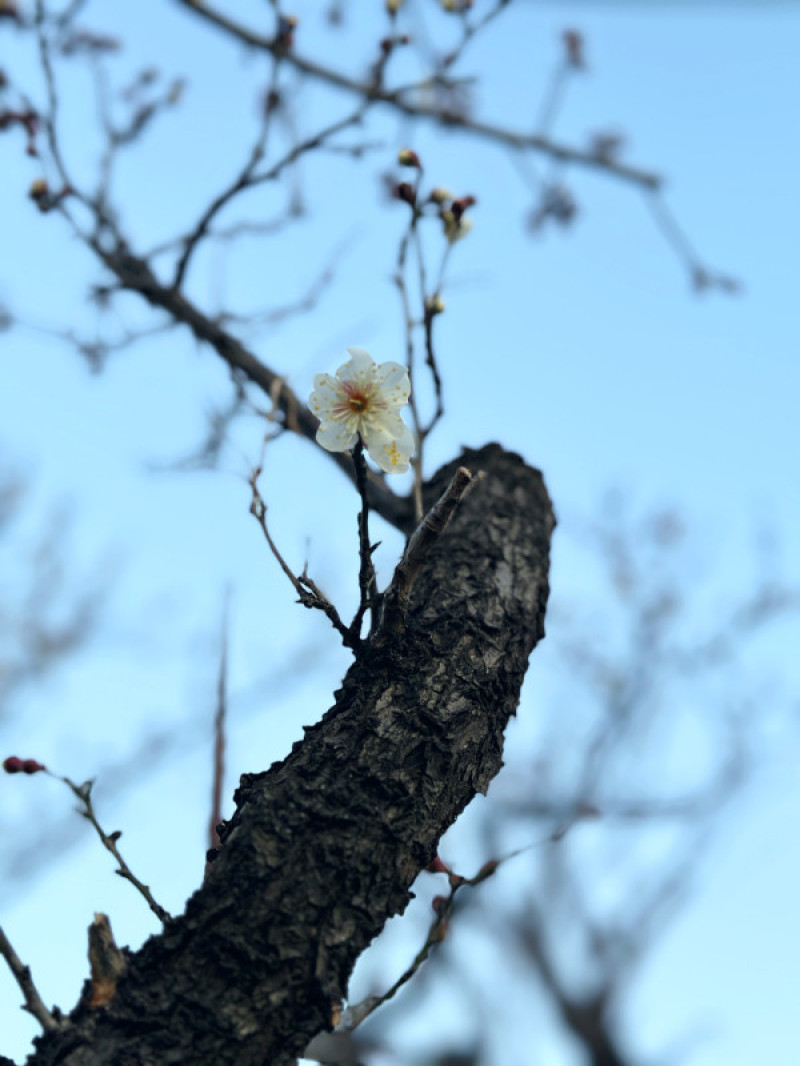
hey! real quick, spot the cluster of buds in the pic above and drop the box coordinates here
[0,107,39,156]
[391,156,476,246]
[440,0,473,12]
[3,756,46,775]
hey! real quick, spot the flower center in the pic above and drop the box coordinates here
[341,380,372,415]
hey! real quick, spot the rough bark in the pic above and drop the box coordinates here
[26,444,554,1066]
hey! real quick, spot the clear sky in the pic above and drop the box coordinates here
[1,2,799,1063]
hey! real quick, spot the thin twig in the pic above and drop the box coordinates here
[645,191,740,293]
[248,464,358,650]
[440,0,512,73]
[348,441,379,643]
[535,57,572,140]
[394,212,425,523]
[172,61,280,289]
[0,925,60,1031]
[343,842,539,1033]
[209,589,230,855]
[172,101,369,290]
[55,773,172,925]
[175,0,662,190]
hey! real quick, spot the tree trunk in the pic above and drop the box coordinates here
[28,444,554,1066]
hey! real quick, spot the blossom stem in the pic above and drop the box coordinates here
[349,440,379,641]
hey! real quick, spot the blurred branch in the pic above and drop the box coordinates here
[207,590,230,861]
[175,0,662,190]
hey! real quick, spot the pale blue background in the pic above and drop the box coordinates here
[1,2,799,1063]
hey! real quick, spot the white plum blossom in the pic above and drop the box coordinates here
[309,348,416,474]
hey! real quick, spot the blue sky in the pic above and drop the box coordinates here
[1,2,799,1063]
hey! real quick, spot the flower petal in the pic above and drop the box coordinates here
[338,348,376,386]
[369,437,413,474]
[316,420,359,453]
[309,374,342,421]
[372,362,410,405]
[363,408,413,442]
[362,417,415,474]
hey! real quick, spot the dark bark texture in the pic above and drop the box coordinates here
[27,444,554,1066]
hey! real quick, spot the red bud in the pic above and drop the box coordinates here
[3,756,46,774]
[426,855,449,874]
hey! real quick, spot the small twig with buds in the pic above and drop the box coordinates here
[0,924,61,1032]
[248,465,358,650]
[344,849,514,1033]
[176,0,662,189]
[63,775,173,925]
[3,756,172,924]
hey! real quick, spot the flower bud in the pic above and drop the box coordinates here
[450,194,476,221]
[425,295,446,316]
[397,147,421,169]
[426,855,449,874]
[29,178,48,201]
[429,186,452,205]
[394,182,416,207]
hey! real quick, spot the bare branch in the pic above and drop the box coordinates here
[0,925,61,1032]
[175,0,662,190]
[248,464,357,650]
[56,773,172,925]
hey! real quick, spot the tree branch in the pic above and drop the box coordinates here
[26,444,554,1066]
[90,239,415,532]
[0,925,60,1033]
[174,0,661,190]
